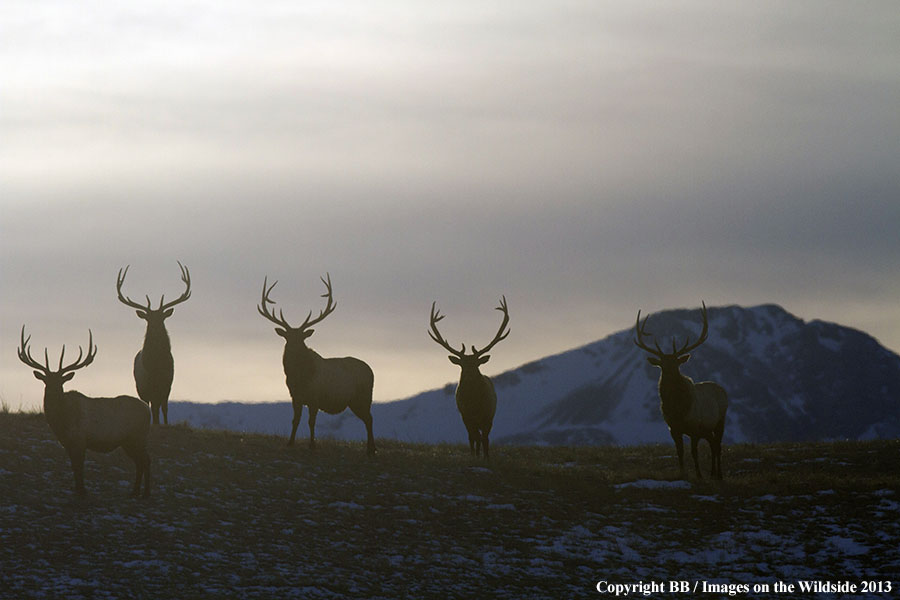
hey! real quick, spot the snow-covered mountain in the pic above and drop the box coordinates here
[172,304,900,446]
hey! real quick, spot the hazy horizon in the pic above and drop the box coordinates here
[3,1,899,412]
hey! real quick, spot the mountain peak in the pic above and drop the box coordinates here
[174,304,900,446]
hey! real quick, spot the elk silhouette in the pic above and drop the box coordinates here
[116,261,191,425]
[258,274,375,454]
[17,327,151,497]
[633,302,728,479]
[428,296,510,459]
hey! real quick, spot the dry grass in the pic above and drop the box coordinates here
[1,412,897,599]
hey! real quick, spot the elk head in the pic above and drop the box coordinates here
[116,261,192,326]
[257,273,336,347]
[428,296,510,374]
[633,301,710,374]
[18,326,97,389]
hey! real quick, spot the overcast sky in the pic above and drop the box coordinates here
[2,1,899,411]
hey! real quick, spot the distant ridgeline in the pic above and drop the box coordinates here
[173,304,900,446]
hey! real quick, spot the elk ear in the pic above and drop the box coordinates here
[33,370,46,381]
[646,356,662,367]
[62,372,75,383]
[678,354,691,364]
[136,311,148,320]
[275,328,288,338]
[302,329,315,339]
[448,355,462,365]
[163,308,174,318]
[478,355,491,365]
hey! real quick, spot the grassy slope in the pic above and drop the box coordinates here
[0,412,898,599]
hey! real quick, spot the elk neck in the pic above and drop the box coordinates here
[457,364,487,394]
[657,366,694,423]
[142,319,172,359]
[283,341,319,388]
[42,383,78,441]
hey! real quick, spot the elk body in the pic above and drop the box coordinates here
[634,302,728,479]
[18,327,151,497]
[258,274,376,455]
[428,296,510,459]
[116,261,192,425]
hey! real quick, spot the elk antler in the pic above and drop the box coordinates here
[159,261,192,311]
[17,326,49,375]
[258,274,337,332]
[297,273,337,332]
[671,301,709,356]
[18,326,96,375]
[471,296,511,357]
[117,261,191,313]
[428,302,466,357]
[633,301,709,358]
[59,329,97,374]
[116,265,152,312]
[257,277,294,330]
[633,310,665,357]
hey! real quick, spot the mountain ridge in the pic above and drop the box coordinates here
[171,304,900,446]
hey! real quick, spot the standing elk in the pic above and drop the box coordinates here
[258,274,376,455]
[116,261,192,425]
[428,296,510,459]
[633,302,728,480]
[17,326,151,497]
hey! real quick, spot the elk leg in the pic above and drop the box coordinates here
[67,446,87,496]
[709,435,723,480]
[690,436,702,479]
[671,431,685,477]
[151,401,161,426]
[288,404,303,446]
[308,407,318,450]
[350,404,376,456]
[142,450,151,497]
[482,431,490,460]
[461,417,478,455]
[162,401,168,425]
[713,421,725,479]
[123,445,143,497]
[363,414,376,456]
[124,444,151,498]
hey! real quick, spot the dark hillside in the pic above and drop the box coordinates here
[0,413,897,599]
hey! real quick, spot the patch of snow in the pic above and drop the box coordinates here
[826,536,869,556]
[614,479,691,490]
[328,501,365,510]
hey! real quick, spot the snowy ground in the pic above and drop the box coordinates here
[0,414,897,599]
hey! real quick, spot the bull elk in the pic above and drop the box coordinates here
[258,273,376,455]
[633,302,728,479]
[428,296,510,459]
[116,261,192,424]
[17,326,151,497]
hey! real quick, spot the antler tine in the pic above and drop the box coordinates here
[428,302,466,356]
[17,325,49,373]
[673,301,710,356]
[472,295,511,357]
[298,273,337,331]
[633,310,665,357]
[159,261,192,311]
[257,276,293,329]
[60,330,96,374]
[116,265,152,311]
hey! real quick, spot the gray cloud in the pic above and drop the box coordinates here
[2,1,899,410]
